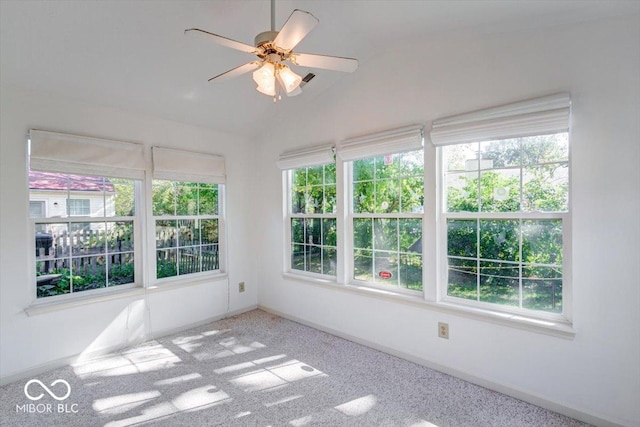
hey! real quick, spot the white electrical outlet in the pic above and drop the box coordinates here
[239,282,245,292]
[438,322,449,339]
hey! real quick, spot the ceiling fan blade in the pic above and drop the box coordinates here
[273,9,318,52]
[185,28,257,54]
[208,62,260,82]
[292,53,358,73]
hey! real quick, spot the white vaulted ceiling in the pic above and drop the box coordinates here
[1,0,637,139]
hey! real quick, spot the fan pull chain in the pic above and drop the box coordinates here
[273,65,283,103]
[273,65,278,102]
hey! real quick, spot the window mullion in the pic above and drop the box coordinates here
[371,217,376,284]
[338,159,349,284]
[305,218,309,272]
[518,218,523,309]
[145,171,155,287]
[476,142,482,213]
[396,217,400,289]
[476,217,480,302]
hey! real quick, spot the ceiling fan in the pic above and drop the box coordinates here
[185,0,358,101]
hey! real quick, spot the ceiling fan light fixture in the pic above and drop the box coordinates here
[253,62,276,96]
[187,3,357,100]
[277,64,302,93]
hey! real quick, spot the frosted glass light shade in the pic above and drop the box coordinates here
[253,62,276,96]
[278,65,302,93]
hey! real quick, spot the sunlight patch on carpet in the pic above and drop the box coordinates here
[334,394,377,416]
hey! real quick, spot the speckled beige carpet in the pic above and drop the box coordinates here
[0,309,588,426]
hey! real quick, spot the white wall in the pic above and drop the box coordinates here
[254,16,640,427]
[0,88,258,382]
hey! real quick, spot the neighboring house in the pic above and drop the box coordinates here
[29,171,115,221]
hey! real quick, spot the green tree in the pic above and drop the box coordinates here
[111,178,135,216]
[352,152,424,214]
[151,181,219,215]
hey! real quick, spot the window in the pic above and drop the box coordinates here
[442,134,567,313]
[29,201,45,218]
[289,164,337,276]
[68,198,90,216]
[279,145,336,278]
[350,150,424,290]
[153,181,220,279]
[28,132,228,302]
[341,125,425,292]
[29,130,145,300]
[277,96,570,326]
[152,147,226,281]
[432,93,571,317]
[31,173,138,298]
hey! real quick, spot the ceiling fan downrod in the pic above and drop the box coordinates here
[271,0,275,32]
[255,0,278,48]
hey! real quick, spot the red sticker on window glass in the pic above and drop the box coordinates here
[378,271,393,279]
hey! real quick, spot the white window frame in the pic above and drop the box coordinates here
[437,149,571,321]
[279,145,337,280]
[275,98,573,331]
[30,177,142,302]
[345,151,425,295]
[284,165,338,279]
[28,130,146,303]
[150,147,227,285]
[27,131,229,306]
[338,125,426,294]
[150,180,225,283]
[431,94,572,323]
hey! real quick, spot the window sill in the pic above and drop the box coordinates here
[281,273,575,339]
[25,286,146,316]
[25,273,229,316]
[147,273,228,293]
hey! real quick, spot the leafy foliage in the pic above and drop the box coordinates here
[36,260,135,298]
[292,164,336,214]
[352,151,424,214]
[152,181,218,216]
[111,178,136,216]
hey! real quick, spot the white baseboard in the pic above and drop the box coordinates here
[0,305,258,387]
[258,305,629,427]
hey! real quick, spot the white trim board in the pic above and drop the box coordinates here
[0,305,257,387]
[258,305,629,427]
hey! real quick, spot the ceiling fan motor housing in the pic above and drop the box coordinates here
[254,31,279,48]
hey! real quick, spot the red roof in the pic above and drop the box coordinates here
[29,172,115,192]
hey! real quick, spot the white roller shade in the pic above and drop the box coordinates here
[152,147,225,184]
[29,130,145,179]
[338,125,424,161]
[277,144,334,170]
[430,93,571,146]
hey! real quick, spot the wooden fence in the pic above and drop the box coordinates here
[35,229,132,275]
[156,246,219,274]
[36,230,219,276]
